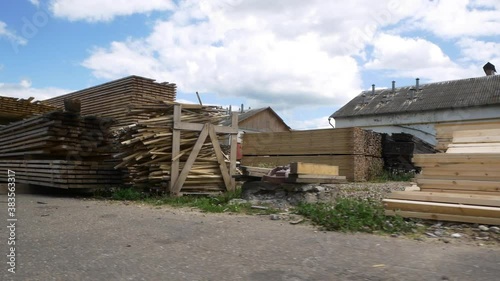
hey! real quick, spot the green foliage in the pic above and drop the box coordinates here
[111,187,144,201]
[296,197,415,234]
[371,170,415,182]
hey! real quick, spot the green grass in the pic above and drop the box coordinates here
[371,170,415,182]
[295,197,415,234]
[106,187,278,214]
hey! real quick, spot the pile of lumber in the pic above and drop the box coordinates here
[0,111,115,159]
[384,128,500,225]
[241,128,382,181]
[43,76,176,129]
[114,101,232,192]
[286,162,346,184]
[382,133,438,172]
[434,119,500,151]
[0,160,122,189]
[0,111,122,189]
[0,96,56,124]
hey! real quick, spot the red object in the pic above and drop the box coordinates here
[237,143,243,160]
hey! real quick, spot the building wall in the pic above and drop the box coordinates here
[334,105,500,145]
[239,109,290,133]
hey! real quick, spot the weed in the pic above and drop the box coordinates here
[111,187,144,201]
[295,197,415,234]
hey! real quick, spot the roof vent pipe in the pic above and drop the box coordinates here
[392,81,395,93]
[484,62,496,76]
[415,78,420,91]
[372,84,375,95]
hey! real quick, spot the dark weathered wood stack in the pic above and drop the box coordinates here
[0,96,56,124]
[241,128,383,181]
[115,101,230,192]
[384,128,500,225]
[382,133,438,172]
[0,111,115,159]
[43,76,176,129]
[0,110,122,188]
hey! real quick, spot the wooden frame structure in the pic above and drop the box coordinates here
[169,104,238,196]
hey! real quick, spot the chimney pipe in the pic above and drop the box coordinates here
[483,62,496,76]
[240,104,244,113]
[415,78,420,91]
[372,84,375,95]
[391,81,395,93]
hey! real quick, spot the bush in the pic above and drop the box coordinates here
[296,197,415,234]
[111,188,144,201]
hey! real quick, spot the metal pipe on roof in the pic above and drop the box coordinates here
[392,81,395,93]
[372,84,375,95]
[416,78,420,91]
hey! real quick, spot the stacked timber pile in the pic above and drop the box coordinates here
[241,128,382,181]
[384,128,500,225]
[115,102,231,192]
[434,119,500,151]
[382,133,438,172]
[0,110,122,189]
[0,96,56,124]
[43,76,176,129]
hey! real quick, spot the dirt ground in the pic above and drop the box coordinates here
[1,193,499,281]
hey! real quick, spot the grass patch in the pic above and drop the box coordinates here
[295,197,415,234]
[371,170,415,182]
[107,188,278,214]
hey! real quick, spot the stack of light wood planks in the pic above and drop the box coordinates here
[0,110,122,189]
[0,96,56,124]
[286,162,347,184]
[434,119,500,151]
[114,101,231,193]
[43,76,176,129]
[241,128,382,181]
[384,128,500,225]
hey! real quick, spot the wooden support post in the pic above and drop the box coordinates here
[170,104,181,194]
[229,112,238,191]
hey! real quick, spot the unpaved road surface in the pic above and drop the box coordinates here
[1,194,499,281]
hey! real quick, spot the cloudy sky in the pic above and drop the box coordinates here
[1,0,499,129]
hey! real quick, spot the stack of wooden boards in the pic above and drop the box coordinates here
[0,111,122,189]
[286,162,346,184]
[0,96,56,124]
[43,75,176,129]
[114,101,231,193]
[241,128,382,181]
[434,119,500,151]
[384,128,500,225]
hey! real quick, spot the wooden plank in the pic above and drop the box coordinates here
[172,124,210,195]
[208,124,231,191]
[387,191,500,207]
[174,121,238,134]
[290,162,339,176]
[385,210,500,225]
[416,178,500,192]
[285,176,347,184]
[383,199,500,218]
[170,104,181,194]
[229,112,238,191]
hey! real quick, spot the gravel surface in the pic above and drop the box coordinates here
[328,181,410,201]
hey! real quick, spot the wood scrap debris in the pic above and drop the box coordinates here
[114,101,233,193]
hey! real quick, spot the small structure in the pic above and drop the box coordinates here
[330,67,500,145]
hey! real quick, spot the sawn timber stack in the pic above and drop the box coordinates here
[384,128,500,225]
[0,96,56,125]
[241,128,382,181]
[43,75,176,129]
[0,110,122,188]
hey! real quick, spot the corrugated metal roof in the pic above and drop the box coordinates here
[331,75,500,118]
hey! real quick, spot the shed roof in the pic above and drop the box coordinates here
[331,75,500,118]
[222,107,291,130]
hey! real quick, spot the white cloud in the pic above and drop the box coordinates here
[409,0,500,38]
[457,38,500,64]
[0,79,71,100]
[50,0,176,22]
[29,0,40,7]
[365,33,474,81]
[0,21,27,46]
[288,115,333,130]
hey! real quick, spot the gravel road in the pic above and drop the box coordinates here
[1,194,499,281]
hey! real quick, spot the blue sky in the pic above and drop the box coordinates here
[1,0,499,129]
